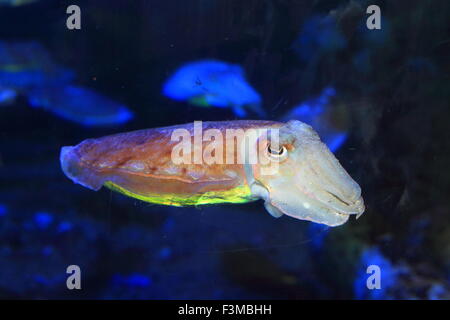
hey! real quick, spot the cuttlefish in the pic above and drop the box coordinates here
[60,120,364,226]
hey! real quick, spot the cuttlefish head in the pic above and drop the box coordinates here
[246,120,365,227]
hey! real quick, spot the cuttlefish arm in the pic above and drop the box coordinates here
[60,120,364,226]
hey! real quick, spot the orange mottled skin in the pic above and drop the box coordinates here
[63,120,282,200]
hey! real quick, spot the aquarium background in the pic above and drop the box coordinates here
[1,0,450,299]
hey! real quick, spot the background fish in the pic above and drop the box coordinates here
[0,41,74,88]
[0,41,134,126]
[28,85,134,127]
[163,60,264,117]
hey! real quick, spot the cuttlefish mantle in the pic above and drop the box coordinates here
[60,120,365,227]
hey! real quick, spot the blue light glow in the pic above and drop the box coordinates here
[57,221,73,233]
[307,222,330,251]
[0,204,7,217]
[428,284,446,300]
[33,211,54,229]
[0,68,74,88]
[0,87,17,105]
[112,273,152,288]
[281,86,348,152]
[325,132,348,153]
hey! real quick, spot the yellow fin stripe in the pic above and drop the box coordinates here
[103,181,256,206]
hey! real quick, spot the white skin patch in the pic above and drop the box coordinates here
[125,161,146,172]
[164,166,180,175]
[224,169,238,179]
[98,159,117,169]
[187,170,203,180]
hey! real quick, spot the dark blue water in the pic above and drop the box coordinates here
[0,0,449,299]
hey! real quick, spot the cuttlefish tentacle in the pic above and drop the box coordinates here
[60,120,365,226]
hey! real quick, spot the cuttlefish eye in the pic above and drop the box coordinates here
[267,144,288,161]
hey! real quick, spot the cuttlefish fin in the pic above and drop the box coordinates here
[250,182,284,218]
[60,146,105,191]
